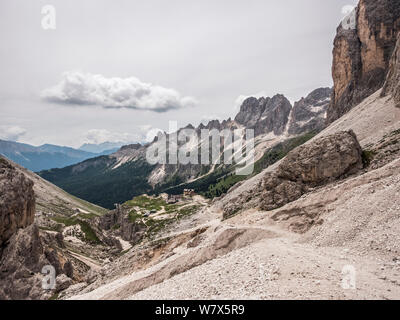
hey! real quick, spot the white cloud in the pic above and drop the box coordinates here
[0,126,27,141]
[42,71,198,112]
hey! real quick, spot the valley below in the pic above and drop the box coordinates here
[63,90,400,300]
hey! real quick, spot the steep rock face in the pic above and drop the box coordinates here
[0,224,77,300]
[235,97,267,129]
[0,156,80,299]
[0,157,35,246]
[327,0,400,123]
[99,205,146,243]
[382,33,400,107]
[0,225,47,299]
[223,131,363,218]
[259,175,306,212]
[288,88,332,135]
[235,94,292,136]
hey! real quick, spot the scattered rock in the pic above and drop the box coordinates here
[63,261,74,278]
[55,274,73,292]
[85,269,98,284]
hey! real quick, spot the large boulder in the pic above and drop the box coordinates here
[278,130,363,186]
[260,175,306,212]
[0,157,35,247]
[260,130,362,211]
[223,131,363,218]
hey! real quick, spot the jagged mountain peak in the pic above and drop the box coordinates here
[119,143,142,152]
[288,87,332,135]
[300,87,332,103]
[235,93,292,136]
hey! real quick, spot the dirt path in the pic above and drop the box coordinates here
[68,214,400,300]
[128,236,400,300]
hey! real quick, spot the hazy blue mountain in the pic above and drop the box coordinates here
[0,140,119,172]
[39,154,155,209]
[79,142,127,154]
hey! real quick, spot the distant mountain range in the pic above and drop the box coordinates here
[39,87,332,209]
[79,141,127,153]
[0,140,121,172]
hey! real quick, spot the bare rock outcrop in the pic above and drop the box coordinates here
[327,0,400,124]
[0,223,78,299]
[259,176,306,212]
[0,156,76,299]
[99,205,146,244]
[278,130,363,185]
[260,130,363,211]
[0,225,47,299]
[382,33,400,107]
[223,131,363,218]
[235,94,292,136]
[288,87,332,135]
[0,157,35,247]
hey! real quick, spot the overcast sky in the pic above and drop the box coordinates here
[0,0,358,148]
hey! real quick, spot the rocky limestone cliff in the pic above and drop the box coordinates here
[0,156,121,299]
[223,131,363,219]
[327,0,400,123]
[382,33,400,107]
[278,130,363,186]
[0,225,69,299]
[288,87,332,135]
[235,94,292,136]
[99,205,146,244]
[0,157,35,247]
[0,156,73,299]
